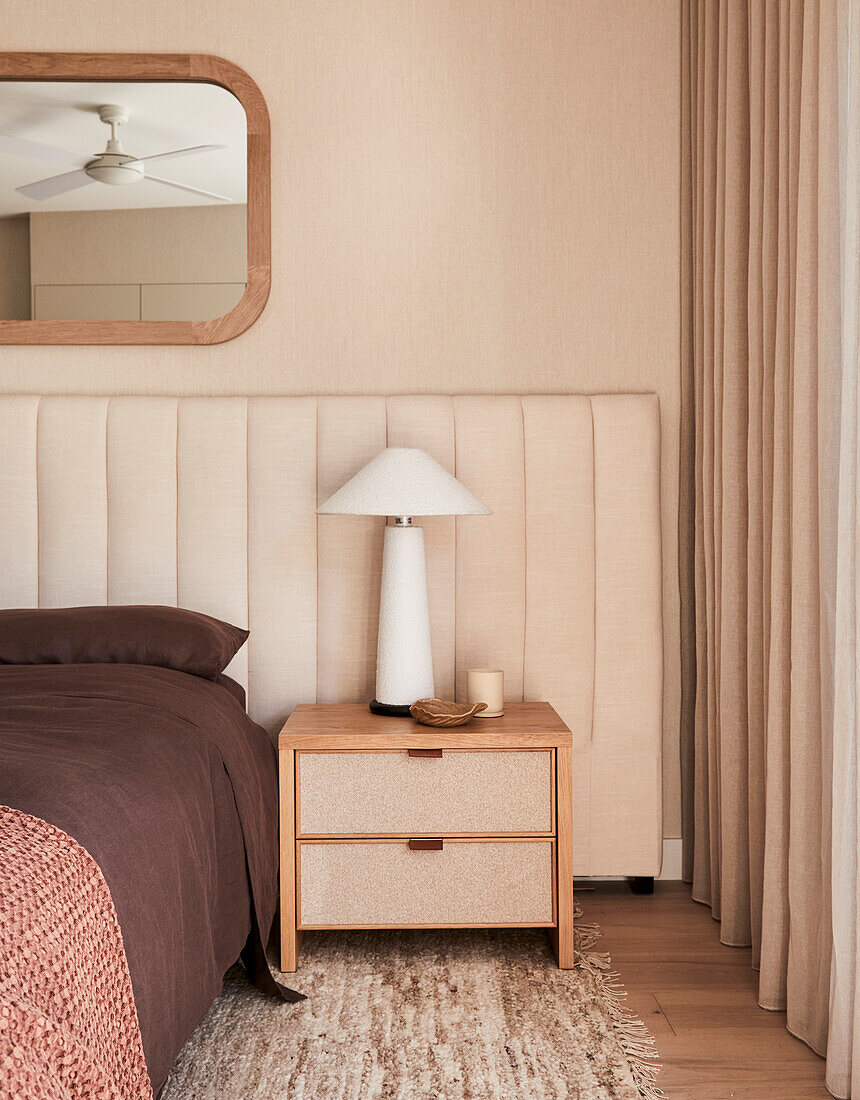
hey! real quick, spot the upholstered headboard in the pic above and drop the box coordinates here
[0,394,662,877]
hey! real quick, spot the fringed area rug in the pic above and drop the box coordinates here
[162,908,661,1099]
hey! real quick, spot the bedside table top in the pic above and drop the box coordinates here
[279,701,572,751]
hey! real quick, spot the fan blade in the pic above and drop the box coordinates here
[16,169,94,201]
[0,133,89,168]
[135,144,226,166]
[146,174,232,202]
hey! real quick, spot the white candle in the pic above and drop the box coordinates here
[467,668,504,718]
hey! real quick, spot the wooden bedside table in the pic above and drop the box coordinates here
[278,701,574,972]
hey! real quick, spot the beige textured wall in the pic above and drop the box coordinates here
[0,215,30,319]
[0,0,681,838]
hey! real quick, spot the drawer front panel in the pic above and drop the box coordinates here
[298,839,554,927]
[298,750,552,835]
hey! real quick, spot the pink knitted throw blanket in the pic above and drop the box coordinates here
[0,806,153,1100]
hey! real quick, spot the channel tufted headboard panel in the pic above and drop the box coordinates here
[0,394,662,877]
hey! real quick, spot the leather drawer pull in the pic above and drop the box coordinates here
[408,838,443,851]
[407,748,443,758]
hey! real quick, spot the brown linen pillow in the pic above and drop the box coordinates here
[0,605,248,681]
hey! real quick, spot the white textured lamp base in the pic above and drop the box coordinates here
[372,524,434,714]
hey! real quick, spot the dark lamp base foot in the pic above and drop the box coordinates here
[369,699,414,717]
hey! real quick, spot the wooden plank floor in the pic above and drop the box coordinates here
[579,881,830,1099]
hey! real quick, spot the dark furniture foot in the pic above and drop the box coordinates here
[628,876,654,895]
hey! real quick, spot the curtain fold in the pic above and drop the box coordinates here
[680,0,852,1080]
[827,3,860,1094]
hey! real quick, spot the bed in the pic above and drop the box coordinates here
[0,391,664,1094]
[0,606,301,1099]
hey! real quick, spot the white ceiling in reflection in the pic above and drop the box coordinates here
[0,81,246,216]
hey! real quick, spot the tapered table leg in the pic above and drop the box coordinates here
[279,747,299,972]
[551,745,575,968]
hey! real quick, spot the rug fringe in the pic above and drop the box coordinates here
[573,903,664,1100]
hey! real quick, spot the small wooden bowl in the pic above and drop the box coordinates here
[409,698,488,727]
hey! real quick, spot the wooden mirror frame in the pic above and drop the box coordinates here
[0,52,270,345]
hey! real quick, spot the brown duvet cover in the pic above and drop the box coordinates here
[0,663,301,1095]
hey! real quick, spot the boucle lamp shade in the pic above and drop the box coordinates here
[317,448,491,715]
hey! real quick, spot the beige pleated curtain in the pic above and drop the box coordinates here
[680,0,858,1090]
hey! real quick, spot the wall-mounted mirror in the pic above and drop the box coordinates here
[0,54,270,345]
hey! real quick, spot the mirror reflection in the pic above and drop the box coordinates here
[0,81,247,322]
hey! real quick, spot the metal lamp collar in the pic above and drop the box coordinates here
[393,515,413,527]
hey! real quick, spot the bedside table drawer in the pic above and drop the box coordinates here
[297,838,555,927]
[297,750,553,836]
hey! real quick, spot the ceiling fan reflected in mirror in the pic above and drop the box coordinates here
[1,104,232,202]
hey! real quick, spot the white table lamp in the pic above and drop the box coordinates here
[318,447,491,715]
